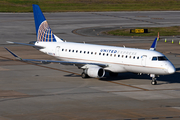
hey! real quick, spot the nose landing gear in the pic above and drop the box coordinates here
[151,78,157,85]
[150,74,159,85]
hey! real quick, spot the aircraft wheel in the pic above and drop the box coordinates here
[151,80,157,85]
[81,72,88,79]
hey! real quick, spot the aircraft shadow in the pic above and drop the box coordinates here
[100,72,149,81]
[176,67,180,71]
[159,71,180,84]
[100,70,180,84]
[64,68,180,84]
[64,73,81,77]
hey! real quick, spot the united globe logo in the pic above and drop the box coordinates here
[37,21,56,42]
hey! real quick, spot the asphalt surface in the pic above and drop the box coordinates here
[0,11,180,120]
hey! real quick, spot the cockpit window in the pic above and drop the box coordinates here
[152,57,157,61]
[152,56,168,61]
[158,56,168,61]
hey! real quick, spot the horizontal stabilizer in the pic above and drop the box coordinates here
[7,41,44,49]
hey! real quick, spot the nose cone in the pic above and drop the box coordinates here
[168,65,176,74]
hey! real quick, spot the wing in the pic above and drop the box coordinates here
[5,47,108,68]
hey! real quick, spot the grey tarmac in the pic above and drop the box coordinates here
[0,11,180,120]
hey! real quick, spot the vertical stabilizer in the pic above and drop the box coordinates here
[150,37,158,51]
[33,4,63,42]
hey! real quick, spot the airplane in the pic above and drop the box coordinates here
[5,4,176,85]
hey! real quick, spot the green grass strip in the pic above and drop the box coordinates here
[105,26,180,37]
[1,0,180,12]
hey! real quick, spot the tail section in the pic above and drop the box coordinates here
[33,4,63,42]
[150,37,158,51]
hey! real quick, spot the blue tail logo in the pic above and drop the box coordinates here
[38,21,56,42]
[33,4,56,42]
[150,37,158,51]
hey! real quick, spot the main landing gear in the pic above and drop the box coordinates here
[81,72,89,79]
[150,74,159,85]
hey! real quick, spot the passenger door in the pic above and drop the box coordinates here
[55,46,60,56]
[141,55,147,66]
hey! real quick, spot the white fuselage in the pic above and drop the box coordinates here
[35,41,175,75]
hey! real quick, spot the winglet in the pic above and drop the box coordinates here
[4,47,23,60]
[150,37,158,51]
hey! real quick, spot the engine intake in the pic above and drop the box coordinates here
[86,67,105,78]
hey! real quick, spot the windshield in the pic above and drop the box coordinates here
[158,56,168,61]
[152,56,168,61]
[152,57,157,61]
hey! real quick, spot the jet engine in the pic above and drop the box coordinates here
[86,67,105,78]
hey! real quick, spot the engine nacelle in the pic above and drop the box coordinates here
[86,67,105,78]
